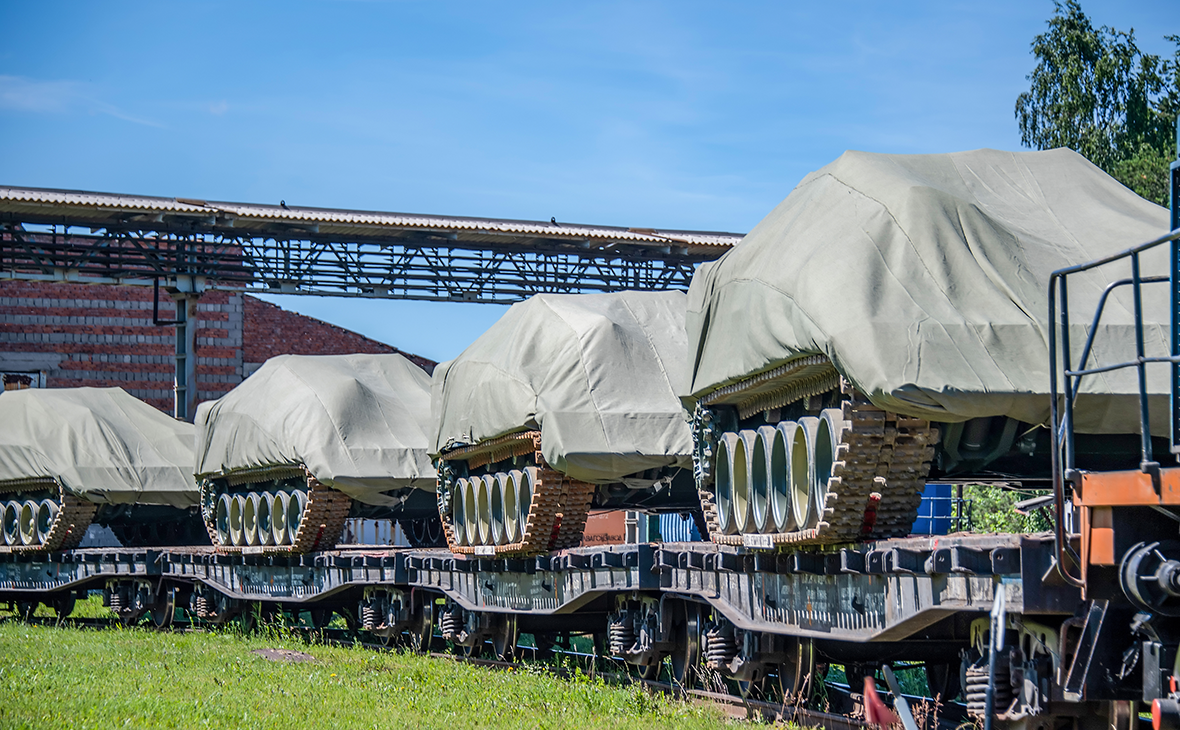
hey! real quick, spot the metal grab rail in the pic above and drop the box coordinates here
[1048,227,1180,588]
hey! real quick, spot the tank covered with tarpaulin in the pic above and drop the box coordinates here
[431,291,694,556]
[0,387,196,551]
[431,290,693,482]
[195,353,437,552]
[195,353,436,502]
[686,147,1170,434]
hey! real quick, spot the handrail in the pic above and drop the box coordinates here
[1047,226,1180,589]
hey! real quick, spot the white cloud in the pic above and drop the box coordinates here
[0,75,164,128]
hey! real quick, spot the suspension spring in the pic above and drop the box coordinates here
[703,625,738,668]
[966,657,1011,717]
[361,602,379,631]
[440,606,463,641]
[108,587,124,615]
[608,614,636,657]
[195,595,210,618]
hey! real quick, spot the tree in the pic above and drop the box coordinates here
[1015,1,1179,206]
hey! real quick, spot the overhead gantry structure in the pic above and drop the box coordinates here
[0,186,741,418]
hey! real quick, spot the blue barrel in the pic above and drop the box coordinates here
[910,484,953,535]
[658,512,703,542]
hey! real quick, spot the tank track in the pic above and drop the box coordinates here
[0,478,96,554]
[438,431,596,556]
[698,384,938,547]
[200,467,352,555]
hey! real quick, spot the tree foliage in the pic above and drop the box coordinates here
[1016,1,1179,205]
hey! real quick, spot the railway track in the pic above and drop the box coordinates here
[7,610,875,727]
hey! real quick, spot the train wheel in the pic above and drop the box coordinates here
[237,602,262,633]
[309,608,333,630]
[638,661,663,682]
[409,600,435,654]
[738,677,770,701]
[777,637,816,701]
[16,600,38,622]
[927,662,961,702]
[50,593,76,621]
[492,614,519,662]
[150,585,177,629]
[670,603,701,689]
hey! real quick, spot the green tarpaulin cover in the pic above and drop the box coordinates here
[195,353,436,506]
[431,291,693,483]
[687,148,1171,433]
[0,387,196,507]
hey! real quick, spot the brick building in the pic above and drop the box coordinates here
[0,280,434,413]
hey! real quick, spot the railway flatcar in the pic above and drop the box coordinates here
[0,386,202,555]
[194,353,439,553]
[2,138,1179,730]
[430,290,697,556]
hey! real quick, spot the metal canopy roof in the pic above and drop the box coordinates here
[0,186,740,255]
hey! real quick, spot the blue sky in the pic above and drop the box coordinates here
[1,1,1176,363]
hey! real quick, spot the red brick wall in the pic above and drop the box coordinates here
[0,281,435,415]
[0,280,242,413]
[243,296,435,374]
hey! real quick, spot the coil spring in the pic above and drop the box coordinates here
[361,602,379,631]
[108,587,124,615]
[608,615,636,656]
[704,625,738,668]
[965,659,1012,717]
[195,595,210,618]
[440,607,462,641]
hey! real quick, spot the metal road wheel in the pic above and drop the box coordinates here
[288,490,307,541]
[151,585,177,629]
[491,473,508,546]
[271,491,290,546]
[215,494,233,546]
[503,471,521,544]
[0,501,16,545]
[18,499,39,545]
[243,492,261,546]
[670,602,701,688]
[452,477,470,546]
[789,422,813,529]
[257,492,275,546]
[477,475,494,546]
[750,427,775,533]
[464,478,480,545]
[492,614,519,661]
[715,432,737,534]
[811,409,844,524]
[35,499,57,544]
[770,422,796,532]
[732,431,755,534]
[518,468,537,535]
[229,494,246,546]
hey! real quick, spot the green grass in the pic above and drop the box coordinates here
[0,615,732,730]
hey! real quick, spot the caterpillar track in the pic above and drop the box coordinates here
[695,367,938,548]
[437,431,596,556]
[0,478,96,553]
[200,466,352,555]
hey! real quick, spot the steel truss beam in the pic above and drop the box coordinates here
[0,222,712,303]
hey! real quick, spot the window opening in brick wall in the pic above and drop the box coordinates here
[2,372,44,390]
